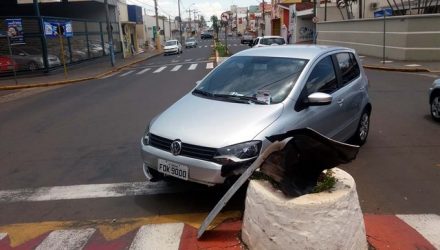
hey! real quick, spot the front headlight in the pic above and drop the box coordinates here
[214,141,261,164]
[143,124,150,145]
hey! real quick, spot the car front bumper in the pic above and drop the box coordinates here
[141,140,226,186]
[164,48,178,54]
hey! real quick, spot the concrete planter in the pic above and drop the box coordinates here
[242,168,367,250]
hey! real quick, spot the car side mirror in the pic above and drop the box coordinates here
[306,92,332,106]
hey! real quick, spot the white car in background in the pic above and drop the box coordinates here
[164,40,182,55]
[250,36,286,48]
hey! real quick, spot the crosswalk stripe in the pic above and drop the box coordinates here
[100,71,119,79]
[206,62,214,69]
[0,233,7,240]
[198,46,202,48]
[171,60,179,63]
[136,68,151,75]
[185,59,192,62]
[36,229,95,250]
[129,223,184,250]
[171,65,182,72]
[119,70,135,77]
[397,214,440,249]
[204,45,208,47]
[188,64,198,70]
[154,66,167,73]
[0,181,188,203]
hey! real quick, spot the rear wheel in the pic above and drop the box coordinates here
[352,109,370,146]
[431,94,440,121]
[27,61,38,71]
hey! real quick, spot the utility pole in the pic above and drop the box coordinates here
[168,15,172,39]
[154,0,161,50]
[262,0,265,36]
[187,9,192,35]
[162,17,166,40]
[104,0,115,67]
[193,10,198,35]
[178,0,183,44]
[34,0,49,72]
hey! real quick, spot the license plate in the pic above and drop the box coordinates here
[158,159,189,181]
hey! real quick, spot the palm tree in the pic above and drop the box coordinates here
[211,15,219,39]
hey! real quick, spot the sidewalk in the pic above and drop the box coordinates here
[0,213,438,249]
[0,49,162,91]
[360,55,440,73]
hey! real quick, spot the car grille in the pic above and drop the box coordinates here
[149,134,218,161]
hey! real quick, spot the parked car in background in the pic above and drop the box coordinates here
[0,55,19,73]
[185,37,198,48]
[429,79,440,121]
[141,45,372,186]
[241,33,254,44]
[201,33,213,39]
[163,40,182,55]
[11,47,61,71]
[237,32,242,37]
[250,36,286,48]
[228,32,233,37]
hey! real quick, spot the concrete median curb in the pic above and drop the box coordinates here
[0,51,162,91]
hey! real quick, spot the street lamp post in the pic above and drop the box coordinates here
[104,0,115,67]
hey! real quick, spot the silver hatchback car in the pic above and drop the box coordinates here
[141,45,372,186]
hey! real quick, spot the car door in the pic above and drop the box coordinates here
[291,54,347,140]
[333,52,364,140]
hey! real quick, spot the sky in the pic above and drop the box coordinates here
[126,0,261,20]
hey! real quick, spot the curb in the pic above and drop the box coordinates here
[0,51,162,91]
[363,64,432,73]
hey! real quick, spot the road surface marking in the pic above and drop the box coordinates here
[153,66,167,73]
[36,228,95,250]
[405,64,422,67]
[119,70,135,77]
[185,59,192,62]
[136,68,151,75]
[380,60,393,63]
[233,44,237,46]
[206,62,214,69]
[129,223,184,250]
[397,214,440,249]
[198,46,202,48]
[171,65,182,71]
[171,59,179,63]
[358,55,366,58]
[0,233,6,240]
[197,57,204,60]
[188,64,198,70]
[0,181,188,203]
[204,45,208,47]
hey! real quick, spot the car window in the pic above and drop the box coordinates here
[305,56,338,94]
[260,38,285,45]
[254,38,259,45]
[165,41,177,46]
[195,56,308,104]
[336,52,360,86]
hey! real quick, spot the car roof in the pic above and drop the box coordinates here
[258,36,283,39]
[166,40,178,42]
[234,45,352,60]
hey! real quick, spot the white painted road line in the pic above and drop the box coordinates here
[136,68,151,75]
[36,228,95,250]
[405,64,422,67]
[233,44,237,46]
[171,65,182,72]
[198,46,202,48]
[100,71,119,79]
[129,223,184,250]
[119,70,135,77]
[397,214,440,249]
[185,59,192,62]
[204,45,208,47]
[0,181,187,203]
[171,59,179,63]
[0,233,7,240]
[153,66,167,73]
[188,64,198,70]
[206,62,214,69]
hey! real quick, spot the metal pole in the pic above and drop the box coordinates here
[262,0,265,36]
[162,17,165,40]
[178,0,183,44]
[6,36,18,85]
[168,15,172,39]
[313,0,317,43]
[104,0,115,67]
[154,0,161,49]
[358,0,362,18]
[58,26,67,79]
[325,0,328,21]
[382,9,386,64]
[34,0,49,73]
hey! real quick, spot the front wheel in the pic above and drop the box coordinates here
[352,109,370,146]
[431,94,440,121]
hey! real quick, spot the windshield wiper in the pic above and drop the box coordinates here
[213,94,268,104]
[193,89,214,97]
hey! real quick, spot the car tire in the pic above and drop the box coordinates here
[352,108,371,146]
[27,61,38,71]
[431,93,440,121]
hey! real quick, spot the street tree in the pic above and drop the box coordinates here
[210,15,219,39]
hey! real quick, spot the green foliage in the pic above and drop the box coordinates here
[210,15,219,38]
[215,42,229,57]
[312,169,337,193]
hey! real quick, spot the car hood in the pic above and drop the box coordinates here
[150,93,284,148]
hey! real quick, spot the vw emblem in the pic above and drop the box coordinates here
[170,140,182,156]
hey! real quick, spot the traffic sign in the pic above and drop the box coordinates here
[221,12,230,22]
[312,16,320,23]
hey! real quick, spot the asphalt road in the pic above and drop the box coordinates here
[0,39,439,226]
